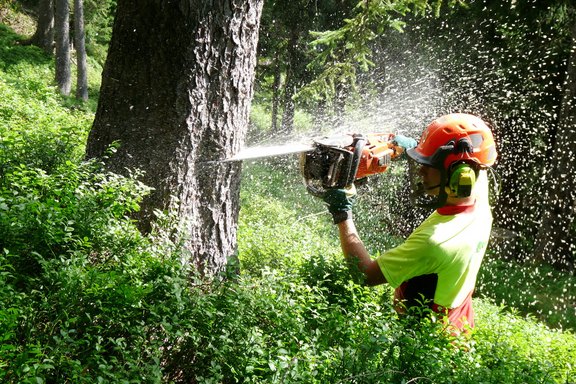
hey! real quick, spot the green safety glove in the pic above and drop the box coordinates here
[322,184,357,224]
[393,134,417,150]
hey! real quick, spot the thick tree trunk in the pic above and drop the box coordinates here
[54,0,71,95]
[74,0,88,101]
[23,0,55,54]
[85,0,263,277]
[533,15,576,270]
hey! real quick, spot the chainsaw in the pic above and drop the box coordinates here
[226,132,405,197]
[299,133,404,196]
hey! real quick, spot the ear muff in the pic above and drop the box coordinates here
[449,163,476,198]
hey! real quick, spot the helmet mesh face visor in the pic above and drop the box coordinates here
[407,157,448,209]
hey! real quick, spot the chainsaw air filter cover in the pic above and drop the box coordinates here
[300,135,366,197]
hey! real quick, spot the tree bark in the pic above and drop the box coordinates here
[280,29,300,134]
[271,51,281,133]
[22,0,55,54]
[54,0,71,95]
[74,0,88,101]
[532,14,576,270]
[85,0,264,277]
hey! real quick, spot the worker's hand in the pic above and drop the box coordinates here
[322,184,357,224]
[393,134,417,150]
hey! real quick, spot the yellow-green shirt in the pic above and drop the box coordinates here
[376,203,492,308]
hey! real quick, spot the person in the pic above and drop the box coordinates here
[319,113,498,331]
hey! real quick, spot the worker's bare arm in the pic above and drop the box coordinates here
[337,219,386,286]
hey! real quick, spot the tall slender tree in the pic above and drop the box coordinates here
[74,0,88,101]
[85,0,264,277]
[54,0,71,95]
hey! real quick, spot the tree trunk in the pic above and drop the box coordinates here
[21,0,54,54]
[532,14,576,270]
[74,0,88,101]
[280,74,295,135]
[54,0,71,95]
[280,29,300,134]
[85,0,264,277]
[271,51,282,133]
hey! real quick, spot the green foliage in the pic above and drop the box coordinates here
[0,161,150,278]
[0,228,187,383]
[83,0,116,64]
[238,160,336,274]
[299,0,467,103]
[0,25,94,172]
[0,23,50,68]
[0,160,167,383]
[473,300,576,384]
[477,257,576,330]
[235,160,576,383]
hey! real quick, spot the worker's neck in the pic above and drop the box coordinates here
[437,196,476,215]
[445,195,475,206]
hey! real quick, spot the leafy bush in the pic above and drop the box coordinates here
[238,159,336,274]
[472,300,576,384]
[0,160,150,279]
[0,155,188,383]
[0,161,157,382]
[160,267,460,384]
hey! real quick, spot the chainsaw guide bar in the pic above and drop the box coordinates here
[223,142,315,162]
[225,133,402,197]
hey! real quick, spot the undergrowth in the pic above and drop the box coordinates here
[236,160,576,384]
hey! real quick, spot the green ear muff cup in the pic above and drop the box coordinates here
[449,163,476,198]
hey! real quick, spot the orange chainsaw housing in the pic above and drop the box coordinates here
[355,133,403,179]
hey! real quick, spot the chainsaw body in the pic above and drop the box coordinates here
[300,133,403,197]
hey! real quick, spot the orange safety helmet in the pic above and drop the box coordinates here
[407,113,497,170]
[406,113,497,208]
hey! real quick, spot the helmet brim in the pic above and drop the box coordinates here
[406,147,433,167]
